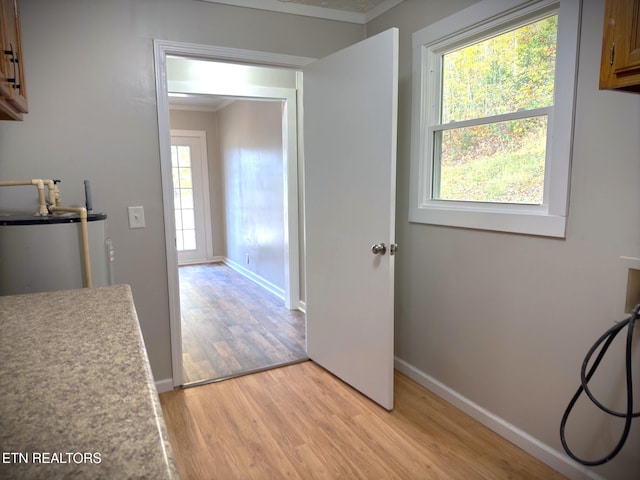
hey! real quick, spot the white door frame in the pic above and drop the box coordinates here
[154,39,314,387]
[171,129,214,265]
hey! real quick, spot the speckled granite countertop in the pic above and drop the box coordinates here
[0,285,179,479]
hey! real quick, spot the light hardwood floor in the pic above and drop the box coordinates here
[179,263,306,384]
[160,361,566,479]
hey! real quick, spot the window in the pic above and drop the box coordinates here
[409,0,581,237]
[171,144,197,252]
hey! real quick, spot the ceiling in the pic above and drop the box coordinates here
[200,0,405,23]
[271,0,390,13]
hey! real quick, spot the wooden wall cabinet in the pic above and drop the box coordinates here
[0,0,28,120]
[600,0,640,92]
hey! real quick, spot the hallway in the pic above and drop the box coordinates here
[179,263,306,384]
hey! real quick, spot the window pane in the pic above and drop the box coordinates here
[173,187,181,209]
[441,15,557,123]
[177,145,191,167]
[180,189,194,209]
[178,168,192,189]
[434,116,547,204]
[172,139,201,253]
[171,146,178,167]
[172,167,179,189]
[182,208,195,229]
[183,230,197,251]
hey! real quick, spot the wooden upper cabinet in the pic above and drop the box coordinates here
[0,0,28,120]
[600,0,640,92]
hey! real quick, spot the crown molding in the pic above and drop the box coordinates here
[198,0,405,24]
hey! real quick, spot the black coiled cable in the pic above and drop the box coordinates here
[560,304,639,466]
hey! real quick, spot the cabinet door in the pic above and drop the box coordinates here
[615,0,640,74]
[1,0,27,113]
[0,0,13,98]
[0,0,20,119]
[621,0,640,68]
[600,0,640,92]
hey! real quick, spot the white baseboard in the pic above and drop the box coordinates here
[154,378,174,394]
[223,257,285,300]
[178,256,225,266]
[179,256,305,310]
[393,357,605,480]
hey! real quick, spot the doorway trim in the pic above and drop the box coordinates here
[154,39,314,387]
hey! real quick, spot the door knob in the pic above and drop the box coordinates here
[371,243,386,255]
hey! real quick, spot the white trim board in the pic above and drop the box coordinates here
[179,256,226,266]
[224,257,287,304]
[158,39,315,69]
[393,357,606,480]
[197,0,405,24]
[154,378,174,394]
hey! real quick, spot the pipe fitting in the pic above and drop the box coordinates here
[0,179,49,215]
[0,179,94,289]
[49,205,92,288]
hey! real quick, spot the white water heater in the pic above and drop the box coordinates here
[0,212,114,296]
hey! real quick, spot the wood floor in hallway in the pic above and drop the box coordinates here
[179,263,306,384]
[160,361,567,480]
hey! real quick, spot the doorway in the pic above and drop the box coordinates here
[170,130,213,265]
[154,41,313,387]
[169,98,306,385]
[155,31,398,408]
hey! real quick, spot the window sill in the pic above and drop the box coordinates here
[409,202,567,238]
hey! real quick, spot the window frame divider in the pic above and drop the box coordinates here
[430,106,553,133]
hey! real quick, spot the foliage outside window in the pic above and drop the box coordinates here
[409,0,580,238]
[436,15,556,204]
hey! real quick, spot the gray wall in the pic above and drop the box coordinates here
[169,108,226,259]
[0,0,364,384]
[218,100,286,291]
[368,0,640,479]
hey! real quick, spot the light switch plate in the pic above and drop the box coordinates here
[128,206,145,229]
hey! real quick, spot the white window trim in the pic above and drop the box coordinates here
[409,0,581,238]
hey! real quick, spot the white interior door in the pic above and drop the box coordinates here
[304,28,398,410]
[171,130,213,265]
